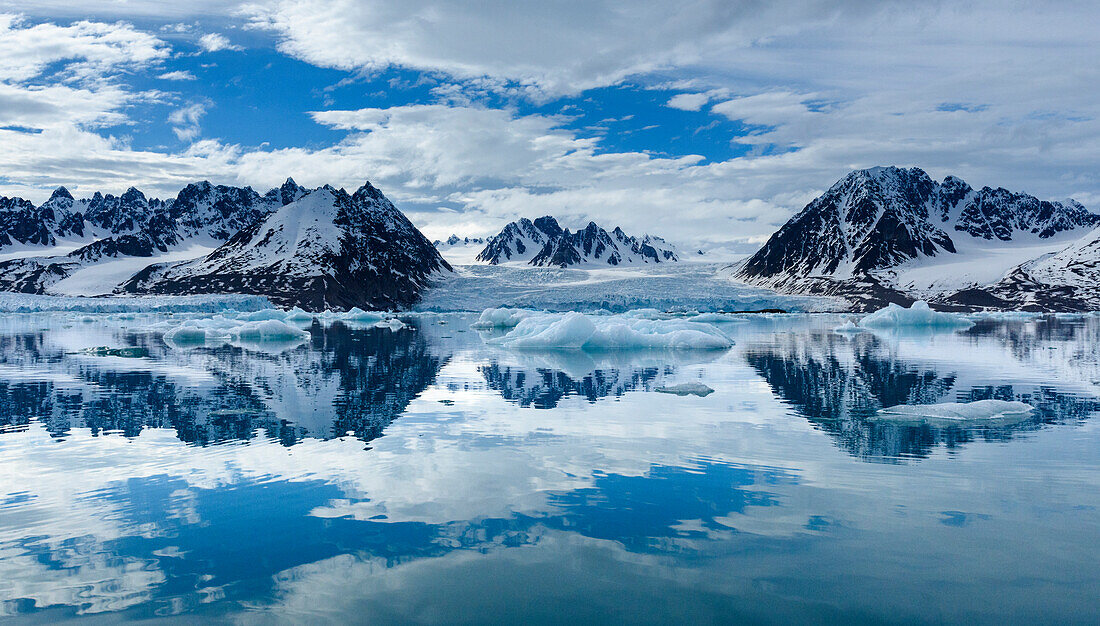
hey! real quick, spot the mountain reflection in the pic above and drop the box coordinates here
[478,350,721,409]
[0,321,444,445]
[744,324,1100,461]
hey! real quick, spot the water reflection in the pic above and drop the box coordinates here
[744,323,1100,461]
[0,320,444,445]
[1,313,1099,621]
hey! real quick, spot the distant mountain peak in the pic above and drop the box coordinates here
[476,216,678,267]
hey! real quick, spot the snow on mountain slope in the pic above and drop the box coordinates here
[733,166,1100,310]
[476,216,562,264]
[738,166,1098,287]
[122,183,452,311]
[0,178,309,295]
[477,216,678,268]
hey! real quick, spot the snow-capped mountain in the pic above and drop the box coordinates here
[476,216,678,267]
[734,166,1100,310]
[434,234,485,248]
[123,183,451,310]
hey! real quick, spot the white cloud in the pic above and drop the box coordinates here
[0,14,168,82]
[157,69,197,80]
[198,32,241,52]
[666,93,710,111]
[245,0,889,98]
[168,102,208,141]
[2,4,1100,250]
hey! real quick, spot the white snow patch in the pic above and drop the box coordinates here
[48,244,216,297]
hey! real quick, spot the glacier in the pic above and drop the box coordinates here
[419,262,838,313]
[0,293,273,313]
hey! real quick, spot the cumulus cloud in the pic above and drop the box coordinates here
[666,93,710,111]
[157,69,196,80]
[168,102,208,141]
[2,3,1100,251]
[245,0,893,98]
[198,32,241,52]
[0,14,168,82]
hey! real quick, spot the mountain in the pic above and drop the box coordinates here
[122,183,451,310]
[734,167,1100,310]
[434,234,485,247]
[476,216,678,267]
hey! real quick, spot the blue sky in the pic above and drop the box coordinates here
[0,1,1098,249]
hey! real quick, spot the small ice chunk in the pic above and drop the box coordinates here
[833,320,867,334]
[655,382,715,397]
[487,311,733,350]
[685,312,747,324]
[619,308,666,320]
[341,307,386,322]
[163,317,309,347]
[233,319,311,341]
[472,307,538,328]
[876,400,1034,423]
[239,309,288,322]
[283,307,315,321]
[373,318,406,331]
[859,301,973,330]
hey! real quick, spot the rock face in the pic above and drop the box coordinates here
[735,166,1100,311]
[122,183,451,310]
[476,216,678,267]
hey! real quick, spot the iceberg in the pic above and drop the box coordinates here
[655,382,715,397]
[162,317,310,347]
[875,400,1034,425]
[471,307,539,328]
[486,311,733,350]
[833,319,867,334]
[859,301,973,330]
[373,318,407,331]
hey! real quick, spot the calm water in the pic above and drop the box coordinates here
[1,312,1099,623]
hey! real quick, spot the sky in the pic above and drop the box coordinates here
[0,1,1098,250]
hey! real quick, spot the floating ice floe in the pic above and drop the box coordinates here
[163,317,310,347]
[485,311,733,350]
[373,318,406,331]
[471,307,539,328]
[859,301,973,330]
[875,400,1034,425]
[965,311,1044,322]
[685,312,748,324]
[655,382,715,397]
[833,319,867,334]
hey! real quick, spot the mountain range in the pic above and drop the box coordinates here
[475,216,678,267]
[0,179,449,310]
[733,166,1100,311]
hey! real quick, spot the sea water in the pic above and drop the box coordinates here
[0,310,1098,622]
